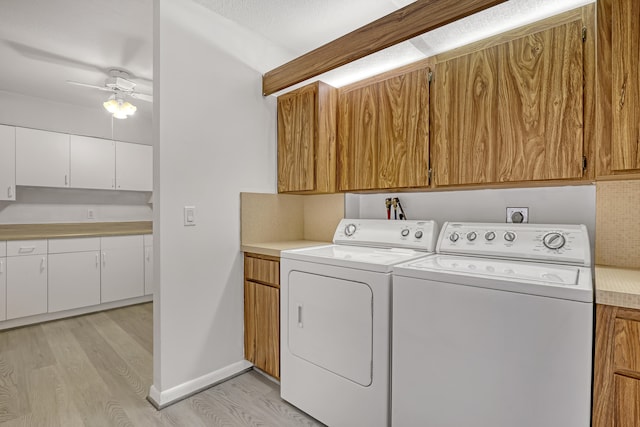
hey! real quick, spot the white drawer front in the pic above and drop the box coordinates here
[101,235,143,250]
[7,240,47,256]
[48,237,101,254]
[0,241,6,257]
[144,234,153,246]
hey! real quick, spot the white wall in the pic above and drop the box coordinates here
[150,0,290,405]
[0,90,152,145]
[346,185,596,251]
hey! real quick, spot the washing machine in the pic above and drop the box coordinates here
[392,222,593,427]
[280,219,439,427]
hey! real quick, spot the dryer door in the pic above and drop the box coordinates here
[288,270,373,386]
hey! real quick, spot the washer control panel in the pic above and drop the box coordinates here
[437,222,591,266]
[333,219,439,252]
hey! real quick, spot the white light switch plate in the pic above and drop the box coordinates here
[184,206,196,226]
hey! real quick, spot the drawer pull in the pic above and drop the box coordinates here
[0,260,3,273]
[40,257,46,272]
[19,246,36,254]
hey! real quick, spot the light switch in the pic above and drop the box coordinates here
[184,206,196,226]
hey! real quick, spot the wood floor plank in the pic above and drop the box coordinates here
[104,304,153,353]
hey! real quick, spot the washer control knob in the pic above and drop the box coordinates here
[344,223,357,236]
[415,230,423,239]
[543,232,566,250]
[504,231,516,242]
[485,231,496,241]
[401,229,410,237]
[449,232,460,242]
[466,231,477,241]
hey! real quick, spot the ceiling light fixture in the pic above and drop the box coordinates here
[103,93,137,119]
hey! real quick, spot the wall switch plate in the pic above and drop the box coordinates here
[184,206,196,226]
[506,207,529,223]
[87,209,95,219]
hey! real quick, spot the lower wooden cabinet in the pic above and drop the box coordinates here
[244,253,280,379]
[593,304,640,426]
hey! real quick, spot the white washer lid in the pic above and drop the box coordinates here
[393,254,593,302]
[281,244,433,273]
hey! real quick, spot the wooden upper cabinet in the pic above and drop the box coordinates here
[277,81,337,194]
[433,20,585,186]
[433,47,499,186]
[611,0,640,172]
[338,68,430,191]
[497,20,584,182]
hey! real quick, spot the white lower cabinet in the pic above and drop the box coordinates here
[144,234,153,295]
[6,240,48,320]
[101,235,144,303]
[0,241,6,321]
[48,238,101,313]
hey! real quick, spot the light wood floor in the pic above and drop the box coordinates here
[0,303,323,426]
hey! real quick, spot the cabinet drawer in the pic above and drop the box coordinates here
[48,237,100,254]
[7,240,47,256]
[614,318,640,373]
[244,255,279,286]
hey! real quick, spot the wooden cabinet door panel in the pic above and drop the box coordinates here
[378,69,430,188]
[497,20,584,182]
[614,374,640,427]
[614,318,640,373]
[244,280,257,364]
[612,0,640,171]
[254,283,280,379]
[278,84,316,192]
[433,48,499,186]
[338,85,379,191]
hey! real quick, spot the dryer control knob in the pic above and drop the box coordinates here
[401,229,410,237]
[415,230,423,239]
[504,231,516,242]
[485,231,496,241]
[467,231,477,241]
[344,223,357,236]
[449,232,460,242]
[543,232,566,250]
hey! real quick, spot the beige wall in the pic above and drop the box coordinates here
[596,180,640,268]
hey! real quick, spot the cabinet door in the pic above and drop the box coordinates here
[0,258,6,321]
[497,20,584,182]
[433,47,499,186]
[6,255,47,320]
[338,84,379,191]
[377,69,430,188]
[16,127,69,188]
[115,142,152,191]
[48,251,101,313]
[611,0,640,171]
[70,135,115,190]
[278,83,317,193]
[0,125,16,201]
[244,280,257,364]
[101,236,144,303]
[254,282,280,378]
[144,244,153,295]
[614,375,640,426]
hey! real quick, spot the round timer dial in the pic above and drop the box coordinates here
[542,232,566,250]
[344,223,357,236]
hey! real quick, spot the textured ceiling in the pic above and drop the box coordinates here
[0,0,595,114]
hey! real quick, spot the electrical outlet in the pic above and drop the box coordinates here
[87,209,95,219]
[506,207,529,223]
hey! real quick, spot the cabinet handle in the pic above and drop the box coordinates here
[297,304,303,328]
[145,248,150,261]
[102,252,106,266]
[95,253,99,267]
[18,246,36,254]
[0,260,3,274]
[40,257,46,272]
[7,186,12,198]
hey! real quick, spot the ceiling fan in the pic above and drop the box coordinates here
[66,69,153,102]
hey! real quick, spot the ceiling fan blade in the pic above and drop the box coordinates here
[129,92,153,102]
[4,40,106,75]
[66,80,113,92]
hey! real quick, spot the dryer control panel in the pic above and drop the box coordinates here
[437,222,591,266]
[333,219,438,252]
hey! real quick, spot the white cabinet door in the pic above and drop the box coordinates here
[16,127,69,188]
[101,235,144,303]
[115,142,152,191]
[6,254,47,320]
[144,234,153,295]
[48,237,101,313]
[0,125,16,201]
[70,135,115,190]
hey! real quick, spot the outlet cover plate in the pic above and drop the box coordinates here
[506,207,529,223]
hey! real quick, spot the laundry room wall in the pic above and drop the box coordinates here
[345,185,597,254]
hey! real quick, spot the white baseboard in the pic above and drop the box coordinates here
[147,360,253,409]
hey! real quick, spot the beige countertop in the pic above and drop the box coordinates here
[0,221,152,241]
[242,240,331,258]
[595,265,640,310]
